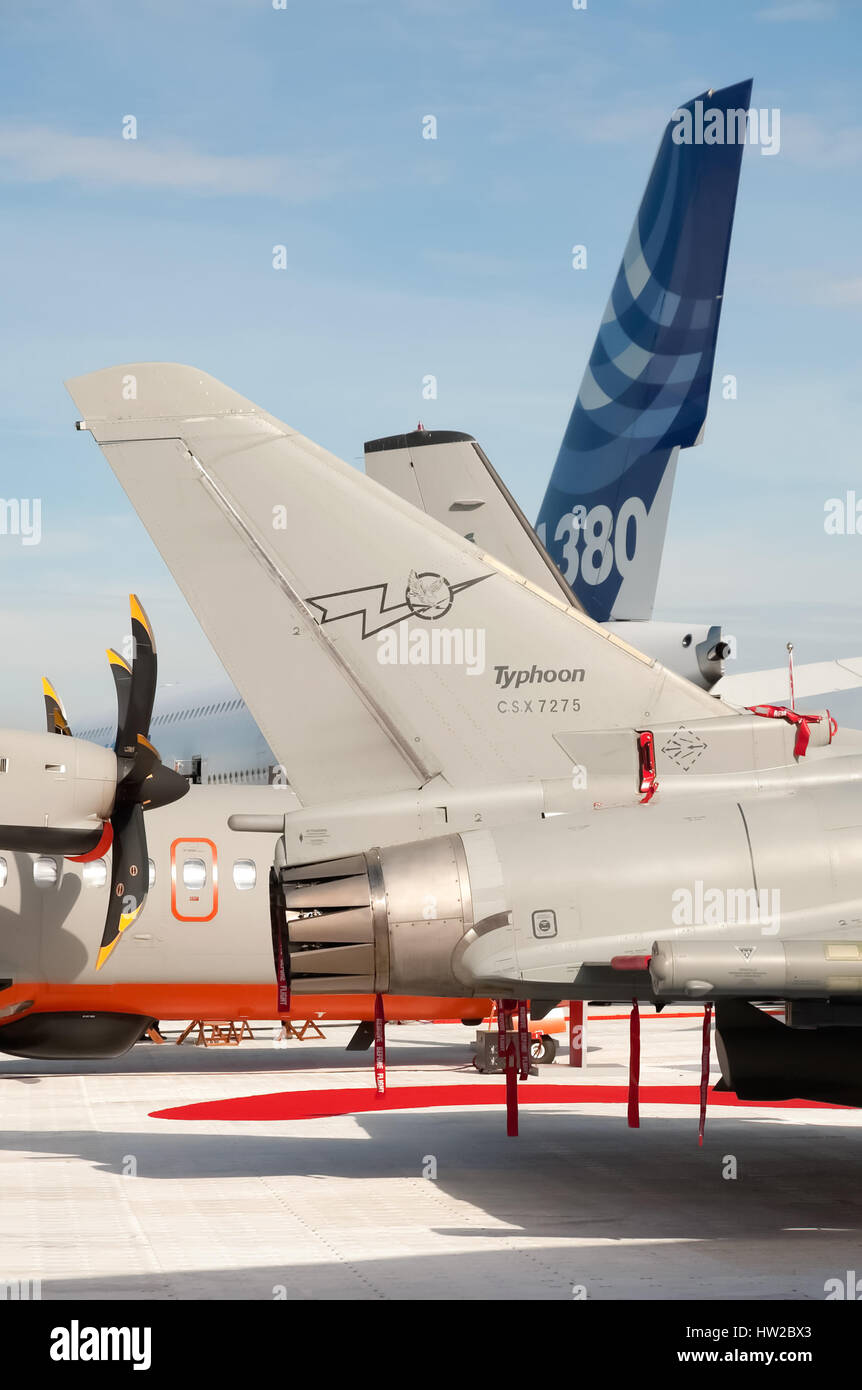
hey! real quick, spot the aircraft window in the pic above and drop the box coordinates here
[33,857,59,886]
[82,859,108,888]
[148,858,156,887]
[0,858,6,887]
[0,758,8,773]
[233,860,256,891]
[182,857,207,890]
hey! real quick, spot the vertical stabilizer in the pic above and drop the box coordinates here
[536,79,752,622]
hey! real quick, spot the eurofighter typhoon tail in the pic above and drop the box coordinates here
[65,363,725,810]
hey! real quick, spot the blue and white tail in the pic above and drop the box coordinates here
[536,78,752,623]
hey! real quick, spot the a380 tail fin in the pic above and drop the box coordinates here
[536,78,752,623]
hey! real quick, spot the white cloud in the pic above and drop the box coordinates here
[780,112,862,167]
[809,276,862,307]
[757,1,836,18]
[0,126,360,200]
[733,263,862,310]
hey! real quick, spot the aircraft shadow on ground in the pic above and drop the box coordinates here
[1,1112,860,1245]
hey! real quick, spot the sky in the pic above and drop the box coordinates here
[1,0,862,728]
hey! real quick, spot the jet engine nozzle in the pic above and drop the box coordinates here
[280,835,477,997]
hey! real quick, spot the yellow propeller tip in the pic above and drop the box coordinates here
[95,940,119,971]
[129,595,155,645]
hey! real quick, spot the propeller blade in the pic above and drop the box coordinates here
[107,648,132,744]
[116,595,156,757]
[96,802,148,972]
[94,597,187,972]
[42,678,72,737]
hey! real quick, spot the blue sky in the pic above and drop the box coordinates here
[1,0,862,727]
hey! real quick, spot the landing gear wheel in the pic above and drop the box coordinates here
[530,1034,557,1065]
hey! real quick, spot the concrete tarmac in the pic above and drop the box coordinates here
[1,1010,859,1300]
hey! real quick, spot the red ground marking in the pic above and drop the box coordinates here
[150,1084,849,1122]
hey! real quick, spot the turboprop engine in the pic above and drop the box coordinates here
[0,729,117,854]
[0,596,189,971]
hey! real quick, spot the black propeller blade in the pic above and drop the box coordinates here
[107,648,132,743]
[95,596,188,971]
[42,678,72,737]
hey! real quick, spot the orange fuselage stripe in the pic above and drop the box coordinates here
[0,982,489,1024]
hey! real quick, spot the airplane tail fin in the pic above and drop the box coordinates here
[66,364,725,806]
[365,428,583,608]
[536,78,752,623]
